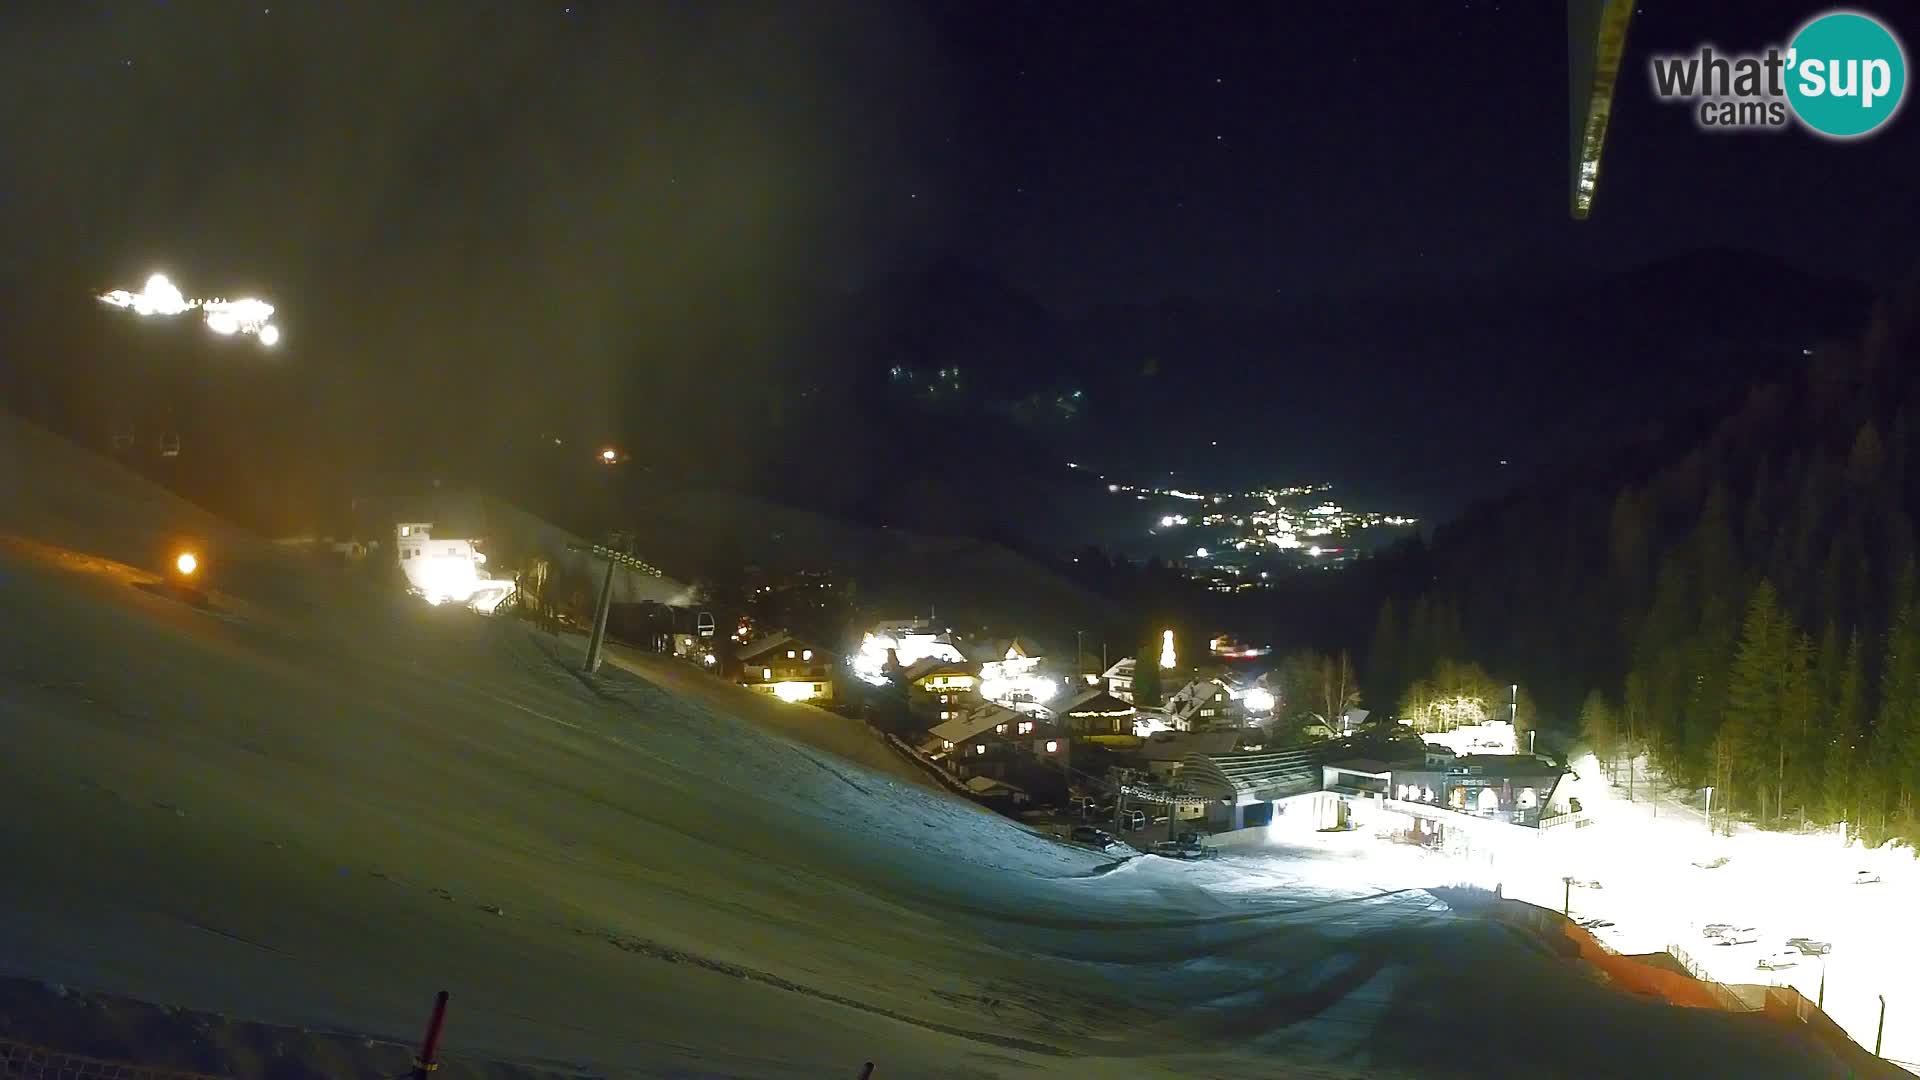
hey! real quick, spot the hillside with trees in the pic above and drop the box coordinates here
[1357,269,1920,845]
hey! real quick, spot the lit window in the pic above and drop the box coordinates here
[762,667,772,680]
[1045,740,1058,753]
[943,739,954,750]
[975,744,986,755]
[939,694,949,703]
[940,711,950,720]
[787,650,796,659]
[995,724,1007,734]
[1018,721,1034,735]
[803,649,813,661]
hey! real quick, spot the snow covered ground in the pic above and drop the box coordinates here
[1476,755,1919,1073]
[0,414,1886,1077]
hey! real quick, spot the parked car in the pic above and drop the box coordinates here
[1852,869,1882,885]
[1786,937,1832,956]
[1693,856,1731,870]
[1151,832,1217,860]
[1069,826,1118,850]
[1757,950,1801,971]
[1707,925,1759,945]
[1119,809,1147,831]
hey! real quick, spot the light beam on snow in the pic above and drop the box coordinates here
[98,273,282,347]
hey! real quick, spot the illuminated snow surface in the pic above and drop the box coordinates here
[0,413,1886,1078]
[1500,756,1920,1074]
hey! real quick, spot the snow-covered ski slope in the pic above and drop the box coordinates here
[0,414,1867,1078]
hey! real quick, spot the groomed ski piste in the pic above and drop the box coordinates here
[0,412,1872,1078]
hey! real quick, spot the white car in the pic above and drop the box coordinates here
[1853,869,1882,885]
[1757,950,1800,971]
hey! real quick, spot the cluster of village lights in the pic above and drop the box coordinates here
[98,273,281,347]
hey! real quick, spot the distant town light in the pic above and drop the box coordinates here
[600,447,618,463]
[1160,629,1176,669]
[173,551,198,576]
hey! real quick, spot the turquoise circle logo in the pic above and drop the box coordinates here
[1787,11,1907,138]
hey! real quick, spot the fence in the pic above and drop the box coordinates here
[881,732,973,796]
[0,1038,225,1080]
[1664,943,1753,1012]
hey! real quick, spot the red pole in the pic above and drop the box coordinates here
[411,991,450,1079]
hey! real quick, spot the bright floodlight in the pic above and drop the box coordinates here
[99,274,192,317]
[174,551,198,576]
[1245,687,1276,713]
[772,681,816,703]
[601,448,618,463]
[98,274,280,344]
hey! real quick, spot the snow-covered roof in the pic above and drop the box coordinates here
[927,703,1020,746]
[964,775,1026,796]
[1166,678,1228,722]
[1059,688,1134,717]
[1102,657,1136,680]
[1182,746,1326,798]
[1325,757,1398,777]
[1135,730,1240,762]
[967,637,1038,663]
[902,657,976,683]
[1454,754,1565,778]
[736,632,793,662]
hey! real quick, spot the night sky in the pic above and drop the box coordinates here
[1,1,1915,528]
[913,0,1918,307]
